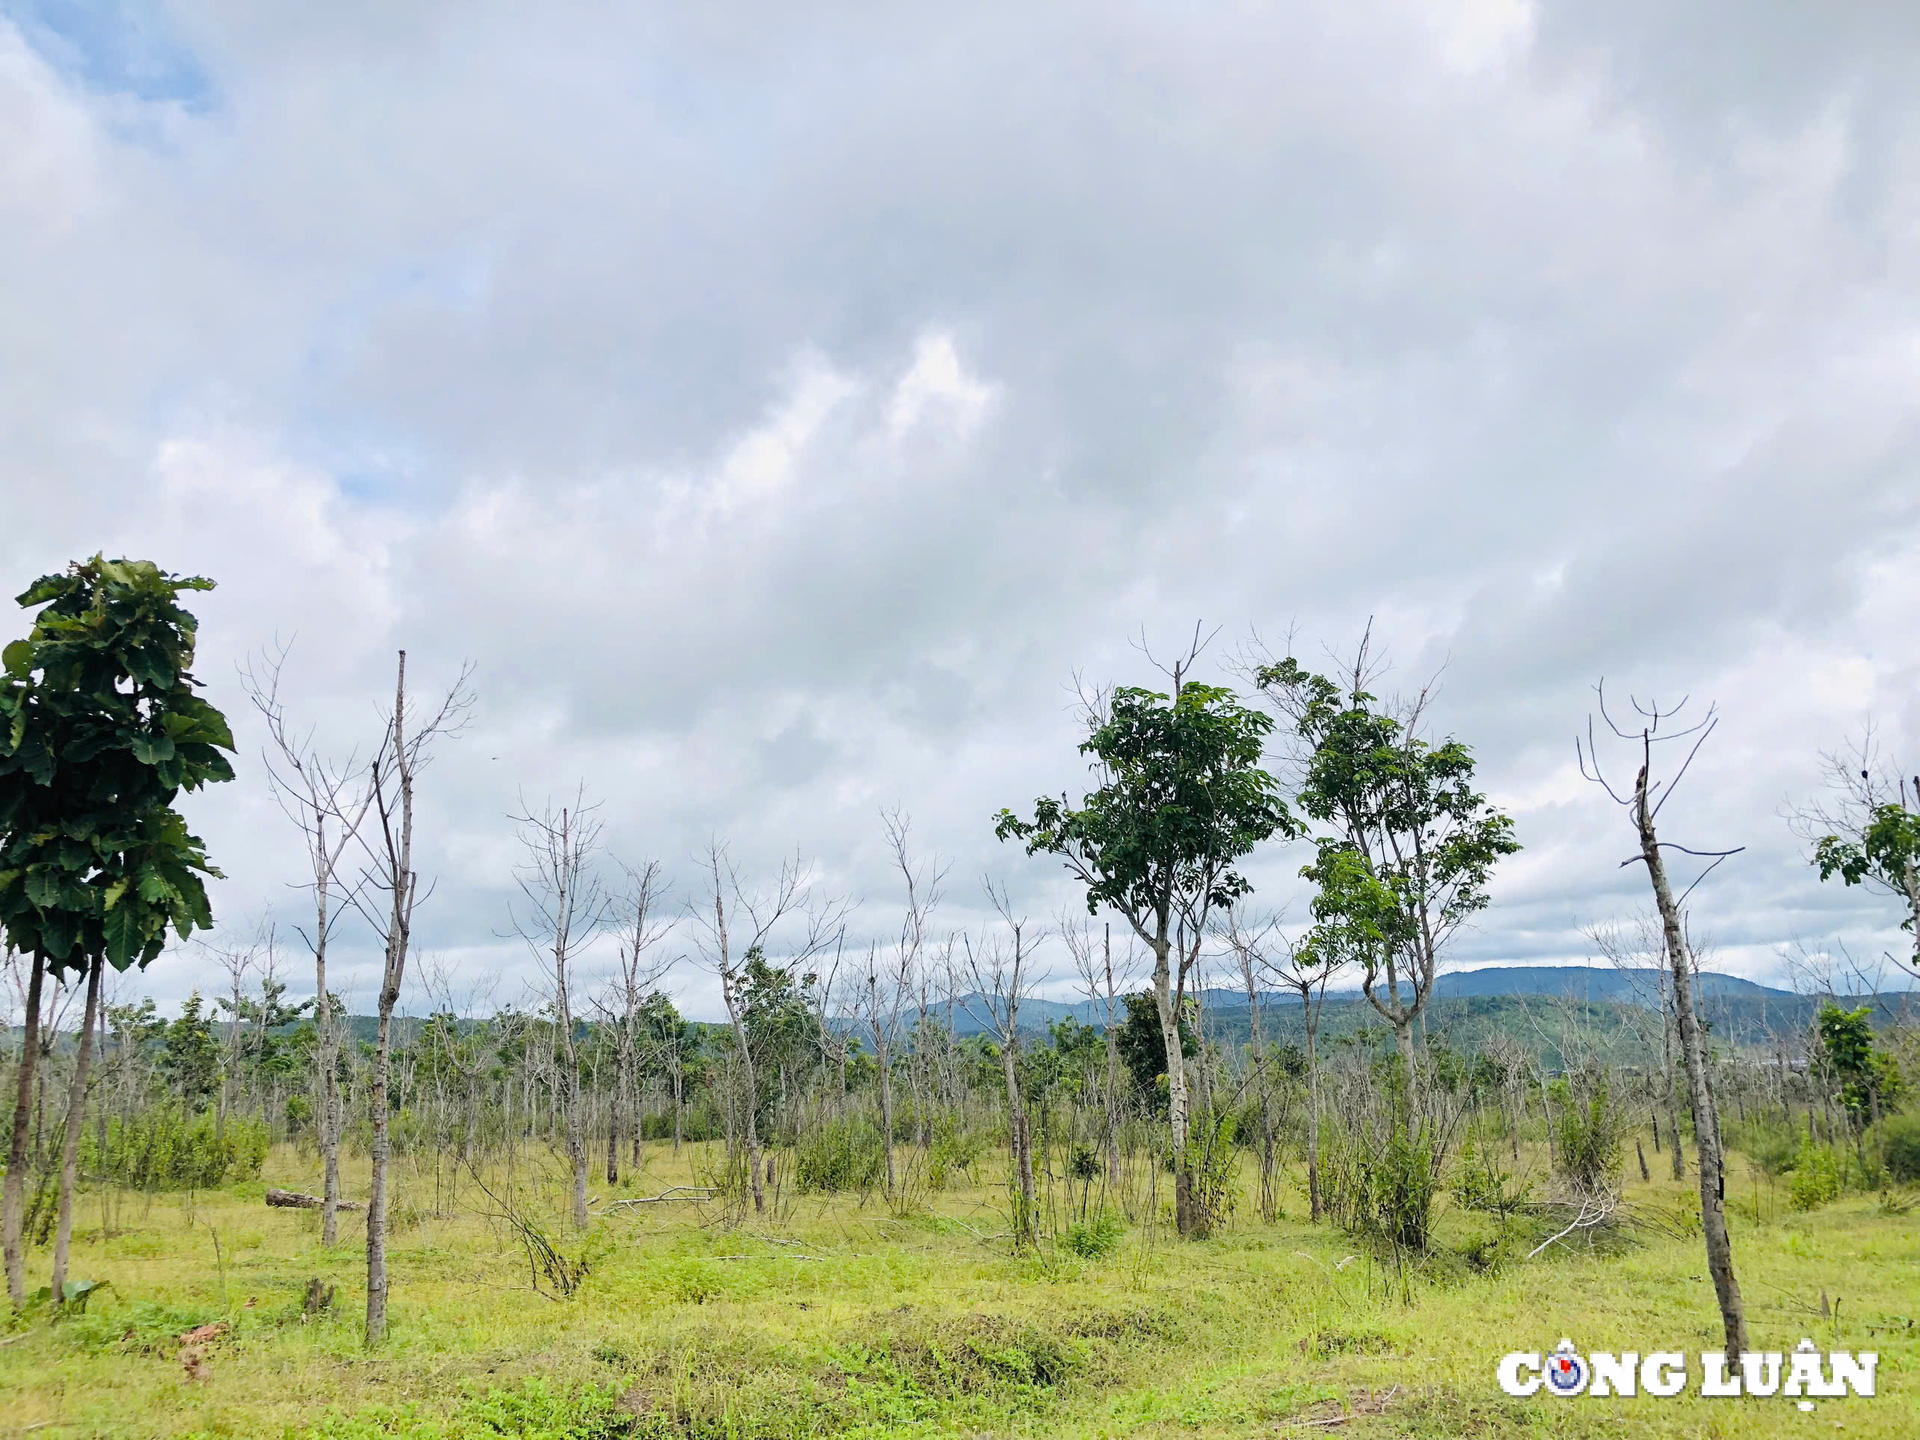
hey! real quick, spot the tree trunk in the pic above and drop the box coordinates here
[1636,766,1747,1357]
[1304,1009,1322,1223]
[51,957,103,1309]
[366,651,413,1349]
[605,1072,620,1187]
[1000,1026,1035,1244]
[1148,934,1192,1236]
[715,891,766,1216]
[1663,1003,1685,1180]
[875,1011,896,1197]
[366,967,399,1345]
[3,950,46,1308]
[561,1028,587,1230]
[1102,929,1122,1193]
[315,828,343,1248]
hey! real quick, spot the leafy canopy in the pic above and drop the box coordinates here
[1813,805,1920,920]
[995,682,1294,936]
[1256,657,1518,985]
[0,556,235,975]
[1815,1002,1904,1123]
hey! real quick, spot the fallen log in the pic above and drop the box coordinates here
[266,1187,364,1212]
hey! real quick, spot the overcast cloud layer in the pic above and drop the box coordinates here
[5,0,1920,1019]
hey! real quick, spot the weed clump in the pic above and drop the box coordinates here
[794,1117,886,1193]
[1060,1207,1126,1259]
[1884,1114,1920,1184]
[1788,1137,1846,1211]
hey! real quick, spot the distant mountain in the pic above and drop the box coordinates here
[1431,965,1795,1003]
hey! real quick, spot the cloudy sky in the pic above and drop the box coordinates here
[5,1,1920,1019]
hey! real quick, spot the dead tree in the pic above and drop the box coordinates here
[508,789,609,1230]
[1589,911,1685,1179]
[598,860,673,1182]
[242,642,373,1246]
[1579,683,1747,1357]
[348,650,473,1347]
[963,883,1046,1248]
[1063,917,1138,1195]
[876,809,944,1196]
[1225,911,1336,1222]
[694,842,846,1217]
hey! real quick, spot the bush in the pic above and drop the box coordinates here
[1322,1123,1439,1252]
[1060,1207,1125,1259]
[1885,1115,1920,1184]
[925,1117,985,1190]
[1550,1079,1622,1192]
[1730,1121,1801,1179]
[80,1106,268,1192]
[639,1106,720,1142]
[1185,1108,1242,1235]
[794,1117,886,1193]
[1450,1137,1534,1221]
[1787,1138,1845,1211]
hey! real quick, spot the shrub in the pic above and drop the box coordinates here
[1450,1137,1534,1221]
[794,1117,886,1193]
[1731,1121,1801,1179]
[1185,1108,1242,1235]
[925,1117,984,1190]
[80,1106,268,1192]
[1885,1114,1920,1184]
[1322,1123,1439,1252]
[1787,1138,1845,1211]
[1550,1079,1623,1192]
[1060,1207,1125,1259]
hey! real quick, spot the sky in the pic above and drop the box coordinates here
[5,0,1920,1021]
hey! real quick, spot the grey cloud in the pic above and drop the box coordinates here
[3,2,1919,1013]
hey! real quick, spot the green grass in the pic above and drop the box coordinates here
[2,1140,1915,1437]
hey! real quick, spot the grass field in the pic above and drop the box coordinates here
[1,1140,1914,1438]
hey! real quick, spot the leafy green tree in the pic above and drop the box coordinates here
[218,973,314,1105]
[162,991,222,1108]
[1045,1015,1105,1097]
[1814,1003,1903,1127]
[0,557,234,1309]
[997,663,1291,1237]
[1256,653,1518,1094]
[1812,799,1920,985]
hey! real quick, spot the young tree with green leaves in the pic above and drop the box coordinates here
[0,557,234,1310]
[1814,1002,1902,1129]
[1255,646,1518,1100]
[695,842,846,1216]
[1796,727,1920,986]
[997,643,1292,1238]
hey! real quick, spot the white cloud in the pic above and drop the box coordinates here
[5,1,1920,1015]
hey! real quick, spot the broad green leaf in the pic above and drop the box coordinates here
[130,733,176,765]
[24,868,61,909]
[103,903,142,967]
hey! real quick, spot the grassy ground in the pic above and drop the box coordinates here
[0,1139,1914,1438]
